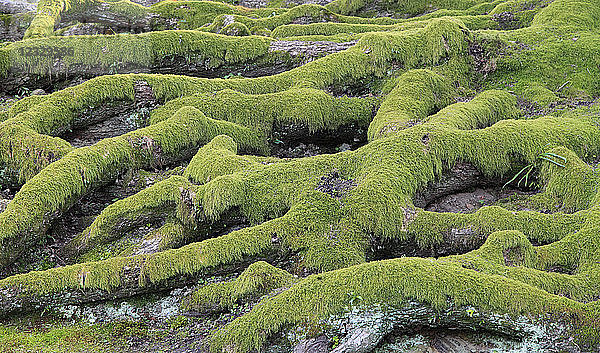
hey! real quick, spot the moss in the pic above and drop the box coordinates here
[368,69,456,139]
[4,30,271,77]
[150,1,286,30]
[0,104,265,266]
[522,83,558,106]
[208,253,579,351]
[182,261,296,312]
[209,220,600,351]
[24,0,88,39]
[221,22,251,36]
[149,88,377,136]
[529,146,600,212]
[0,320,148,353]
[184,135,277,184]
[483,0,600,99]
[325,0,489,16]
[68,175,193,256]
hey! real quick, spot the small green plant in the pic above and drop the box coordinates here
[16,87,31,98]
[167,315,189,330]
[222,72,243,79]
[331,335,340,348]
[346,291,363,309]
[503,152,566,188]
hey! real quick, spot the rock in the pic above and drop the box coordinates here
[338,143,352,152]
[293,335,329,353]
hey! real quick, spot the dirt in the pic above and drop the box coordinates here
[271,122,366,158]
[503,246,524,267]
[63,110,144,147]
[424,186,535,213]
[518,96,598,118]
[315,170,357,199]
[468,41,497,75]
[492,12,520,30]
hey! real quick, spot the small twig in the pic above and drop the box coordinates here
[555,80,571,93]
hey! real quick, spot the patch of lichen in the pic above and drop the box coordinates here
[182,261,296,313]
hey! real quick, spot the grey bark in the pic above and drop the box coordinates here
[60,2,156,32]
[413,161,493,208]
[0,12,31,41]
[293,336,329,353]
[0,0,35,14]
[325,302,576,353]
[330,325,393,353]
[269,40,357,58]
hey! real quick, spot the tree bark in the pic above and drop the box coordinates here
[60,2,156,32]
[325,302,570,353]
[0,12,31,41]
[0,0,35,14]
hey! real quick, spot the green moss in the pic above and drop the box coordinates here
[2,0,600,349]
[208,252,578,351]
[0,320,149,353]
[368,69,455,139]
[182,261,296,312]
[0,103,265,266]
[522,83,558,106]
[184,135,277,184]
[529,146,600,212]
[149,88,377,135]
[150,1,286,30]
[4,30,271,77]
[325,0,489,16]
[221,22,251,36]
[209,220,600,351]
[24,0,88,39]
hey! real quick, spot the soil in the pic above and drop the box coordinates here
[271,122,367,158]
[315,170,357,199]
[424,186,536,213]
